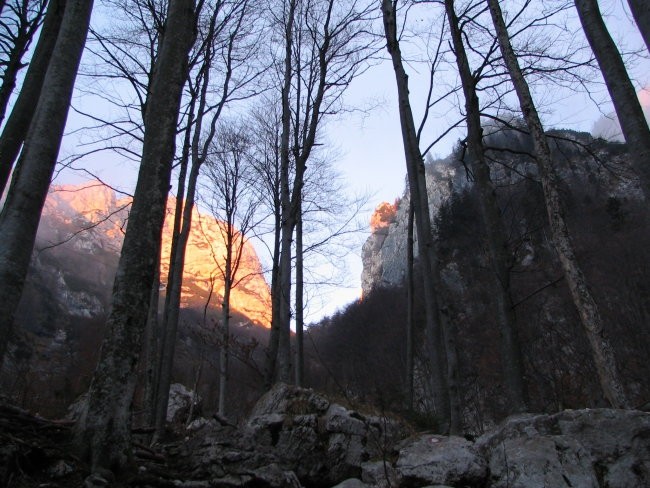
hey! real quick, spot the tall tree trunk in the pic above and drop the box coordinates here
[0,0,65,197]
[275,0,297,384]
[574,0,650,200]
[153,151,200,439]
[142,260,161,427]
[265,205,282,386]
[0,0,92,365]
[381,0,453,432]
[445,0,527,413]
[294,199,304,387]
[73,0,196,471]
[628,0,650,52]
[488,0,629,409]
[218,237,233,416]
[406,195,414,411]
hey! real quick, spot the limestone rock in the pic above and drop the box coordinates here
[361,460,397,487]
[167,383,201,423]
[331,479,369,488]
[395,434,487,487]
[477,409,650,488]
[245,383,408,487]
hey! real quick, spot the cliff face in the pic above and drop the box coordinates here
[360,159,465,296]
[34,181,271,327]
[360,130,642,297]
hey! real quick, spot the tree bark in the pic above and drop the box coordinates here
[406,195,414,411]
[265,201,282,386]
[0,0,91,366]
[218,233,233,416]
[142,258,161,427]
[294,199,304,387]
[489,0,629,409]
[628,0,650,53]
[275,0,297,384]
[445,0,527,413]
[73,0,196,471]
[381,0,454,432]
[575,0,650,200]
[0,0,65,197]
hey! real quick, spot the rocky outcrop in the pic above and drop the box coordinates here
[386,408,650,488]
[165,390,650,488]
[244,383,408,487]
[361,160,464,296]
[3,388,650,488]
[476,409,650,488]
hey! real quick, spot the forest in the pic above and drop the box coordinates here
[0,0,649,487]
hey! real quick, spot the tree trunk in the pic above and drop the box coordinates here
[381,0,453,431]
[406,195,414,411]
[628,0,650,52]
[142,260,161,427]
[488,0,629,409]
[445,0,527,413]
[153,152,200,439]
[0,0,92,365]
[275,0,297,385]
[218,242,232,416]
[265,204,282,386]
[294,199,304,387]
[73,0,196,471]
[0,0,65,197]
[574,0,650,200]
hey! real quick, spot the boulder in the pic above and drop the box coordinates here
[395,434,487,487]
[245,383,408,487]
[331,479,369,488]
[167,383,201,423]
[249,382,329,417]
[361,460,397,487]
[476,409,650,488]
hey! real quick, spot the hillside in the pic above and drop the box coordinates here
[2,181,272,416]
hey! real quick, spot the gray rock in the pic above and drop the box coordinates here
[396,434,487,487]
[47,459,76,478]
[361,460,397,487]
[485,435,598,488]
[323,403,367,436]
[249,382,329,417]
[330,479,368,488]
[167,383,201,423]
[477,409,650,488]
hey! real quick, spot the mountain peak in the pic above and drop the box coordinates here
[37,181,271,327]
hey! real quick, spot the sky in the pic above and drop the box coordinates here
[40,0,650,322]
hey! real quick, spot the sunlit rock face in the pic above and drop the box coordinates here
[36,181,271,327]
[360,160,464,296]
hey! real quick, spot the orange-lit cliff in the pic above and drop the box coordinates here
[38,181,271,327]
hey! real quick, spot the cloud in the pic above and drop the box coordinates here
[592,88,650,141]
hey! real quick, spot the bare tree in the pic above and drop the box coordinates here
[574,0,650,200]
[152,0,262,438]
[201,120,260,416]
[488,0,629,409]
[0,0,92,366]
[0,0,58,196]
[381,0,457,433]
[444,0,527,413]
[0,0,48,125]
[267,0,375,385]
[73,0,198,471]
